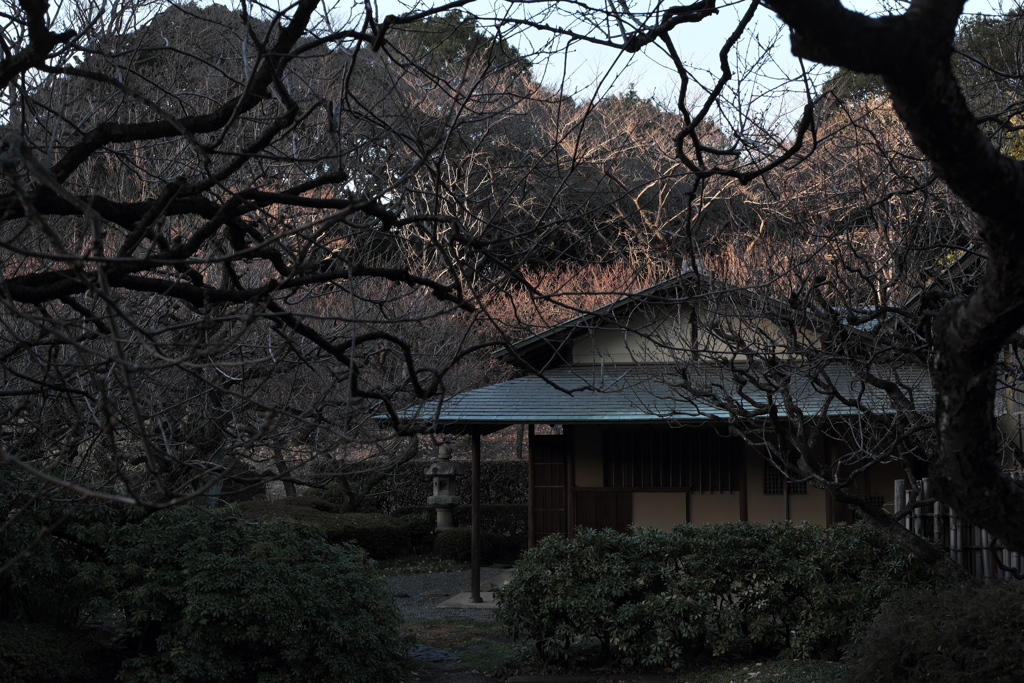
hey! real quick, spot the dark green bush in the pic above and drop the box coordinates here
[434,527,521,565]
[454,504,528,543]
[0,621,97,683]
[475,459,529,506]
[791,522,943,659]
[398,503,528,546]
[97,506,404,683]
[400,513,436,554]
[309,511,413,559]
[304,483,381,512]
[273,495,338,513]
[348,459,527,513]
[497,523,948,669]
[844,580,1024,683]
[236,502,414,559]
[392,505,434,520]
[0,514,80,626]
[0,476,140,627]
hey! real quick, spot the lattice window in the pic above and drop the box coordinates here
[764,464,807,495]
[867,495,885,510]
[603,428,742,492]
[764,465,785,495]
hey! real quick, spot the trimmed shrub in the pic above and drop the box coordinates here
[236,501,415,559]
[398,503,528,547]
[96,507,404,683]
[453,504,528,543]
[497,523,949,669]
[844,580,1024,683]
[304,484,381,512]
[475,459,529,506]
[272,495,338,513]
[343,459,527,513]
[434,528,521,565]
[399,513,436,554]
[311,512,411,559]
[392,505,434,520]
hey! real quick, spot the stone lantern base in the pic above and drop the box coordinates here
[427,494,460,531]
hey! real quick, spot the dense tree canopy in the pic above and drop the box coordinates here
[3,0,1024,560]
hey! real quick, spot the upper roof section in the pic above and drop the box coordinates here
[497,271,849,373]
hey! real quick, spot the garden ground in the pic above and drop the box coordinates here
[404,614,847,683]
[383,563,848,683]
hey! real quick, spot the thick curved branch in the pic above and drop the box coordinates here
[0,0,75,89]
[765,0,1024,550]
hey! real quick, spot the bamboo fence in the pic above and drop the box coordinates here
[894,476,1024,582]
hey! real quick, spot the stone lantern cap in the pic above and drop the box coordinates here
[424,444,462,478]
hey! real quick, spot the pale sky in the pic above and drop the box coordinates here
[368,0,1005,105]
[370,0,789,102]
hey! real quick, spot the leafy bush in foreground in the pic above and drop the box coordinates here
[497,523,947,669]
[95,507,404,683]
[0,621,97,683]
[0,475,141,627]
[844,579,1024,683]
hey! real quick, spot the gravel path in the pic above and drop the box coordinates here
[386,568,507,621]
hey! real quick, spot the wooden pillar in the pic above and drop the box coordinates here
[738,446,748,522]
[784,483,791,522]
[822,440,832,527]
[527,424,535,547]
[565,425,575,537]
[471,431,483,603]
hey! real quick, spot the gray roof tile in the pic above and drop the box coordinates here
[397,364,932,431]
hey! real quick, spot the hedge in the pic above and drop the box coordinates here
[497,523,950,668]
[272,495,338,513]
[433,528,521,565]
[235,501,429,559]
[308,459,527,513]
[395,503,528,543]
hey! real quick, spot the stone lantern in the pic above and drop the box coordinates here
[425,444,462,530]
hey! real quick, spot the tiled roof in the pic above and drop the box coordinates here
[397,363,932,432]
